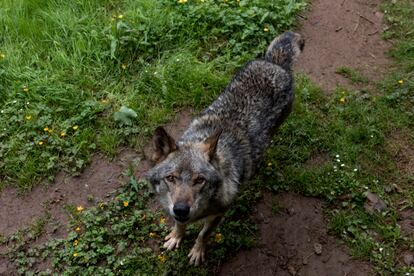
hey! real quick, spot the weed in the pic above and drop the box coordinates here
[335,66,369,85]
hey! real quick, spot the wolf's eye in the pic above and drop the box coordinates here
[165,175,175,183]
[194,177,205,185]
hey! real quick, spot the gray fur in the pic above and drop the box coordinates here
[144,31,304,265]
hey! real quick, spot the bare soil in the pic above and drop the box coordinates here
[218,193,371,276]
[295,0,392,93]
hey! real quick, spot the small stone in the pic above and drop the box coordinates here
[287,265,296,275]
[313,243,323,255]
[302,256,308,265]
[384,185,394,193]
[393,184,403,193]
[403,253,414,266]
[364,191,387,214]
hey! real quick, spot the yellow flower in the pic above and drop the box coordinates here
[149,232,157,238]
[38,141,44,145]
[75,227,81,232]
[77,205,84,212]
[25,115,32,120]
[178,0,188,3]
[121,64,127,70]
[73,252,78,257]
[263,27,269,32]
[159,217,166,224]
[118,14,124,19]
[0,53,5,59]
[123,201,129,207]
[267,162,272,167]
[73,240,79,246]
[48,129,53,134]
[398,79,404,85]
[99,202,105,209]
[101,99,108,104]
[72,125,79,130]
[44,127,49,132]
[23,87,29,92]
[158,254,167,263]
[214,233,222,243]
[339,97,346,103]
[60,132,66,137]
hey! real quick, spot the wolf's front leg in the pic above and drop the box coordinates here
[164,222,186,250]
[188,215,222,266]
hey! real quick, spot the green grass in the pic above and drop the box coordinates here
[2,0,414,275]
[0,0,306,191]
[335,66,369,85]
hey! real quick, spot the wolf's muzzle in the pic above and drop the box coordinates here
[173,202,190,222]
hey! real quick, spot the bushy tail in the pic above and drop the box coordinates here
[265,31,304,71]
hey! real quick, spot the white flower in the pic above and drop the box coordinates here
[379,247,383,252]
[336,159,341,162]
[354,168,358,172]
[335,154,340,158]
[341,164,345,167]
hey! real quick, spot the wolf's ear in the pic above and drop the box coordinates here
[201,128,222,161]
[151,126,177,163]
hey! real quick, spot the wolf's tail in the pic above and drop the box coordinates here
[265,31,304,71]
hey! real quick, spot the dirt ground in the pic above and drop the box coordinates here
[218,193,371,276]
[295,0,391,93]
[0,0,395,274]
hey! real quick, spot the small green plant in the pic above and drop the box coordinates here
[335,66,369,84]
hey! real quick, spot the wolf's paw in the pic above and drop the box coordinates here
[163,230,183,250]
[188,243,205,266]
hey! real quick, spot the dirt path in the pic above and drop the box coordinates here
[0,0,393,274]
[218,193,371,276]
[295,0,391,93]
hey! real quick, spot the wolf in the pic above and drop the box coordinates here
[145,31,304,265]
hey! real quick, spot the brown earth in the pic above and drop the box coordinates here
[218,193,371,276]
[295,0,392,93]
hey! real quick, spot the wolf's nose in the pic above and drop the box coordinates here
[173,202,190,218]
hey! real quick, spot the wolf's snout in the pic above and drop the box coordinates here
[173,202,190,219]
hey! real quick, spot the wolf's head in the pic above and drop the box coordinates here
[265,31,304,71]
[145,127,223,224]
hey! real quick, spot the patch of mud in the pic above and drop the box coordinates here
[218,193,371,276]
[295,0,392,93]
[398,208,414,239]
[0,149,140,238]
